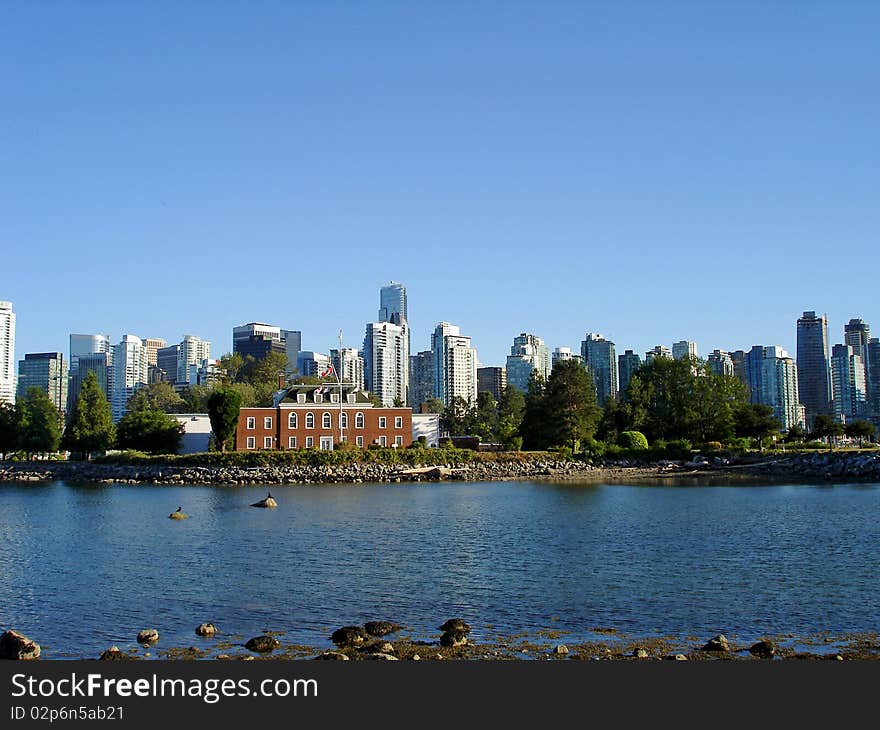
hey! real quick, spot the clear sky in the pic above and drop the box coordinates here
[2,1,878,367]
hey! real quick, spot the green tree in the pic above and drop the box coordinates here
[128,381,186,413]
[206,385,243,453]
[238,351,289,406]
[470,391,499,441]
[519,371,548,450]
[393,396,405,408]
[618,430,649,449]
[441,396,473,437]
[219,352,246,381]
[18,387,63,458]
[116,396,183,454]
[845,419,875,446]
[596,396,631,444]
[810,414,844,450]
[783,423,807,443]
[64,371,115,458]
[0,401,20,459]
[423,397,445,414]
[495,386,525,446]
[734,403,781,450]
[543,360,601,451]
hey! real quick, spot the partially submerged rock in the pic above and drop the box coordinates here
[554,644,569,656]
[331,626,367,647]
[439,619,471,633]
[0,630,41,660]
[749,640,776,658]
[701,634,730,652]
[313,651,349,660]
[251,493,278,509]
[137,629,159,644]
[245,635,280,653]
[99,646,131,661]
[195,623,217,637]
[169,507,188,520]
[440,629,469,647]
[364,621,402,637]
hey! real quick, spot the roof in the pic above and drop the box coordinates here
[273,383,375,407]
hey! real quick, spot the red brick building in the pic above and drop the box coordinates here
[235,384,413,451]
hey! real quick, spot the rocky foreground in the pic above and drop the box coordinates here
[1,450,880,485]
[3,623,879,662]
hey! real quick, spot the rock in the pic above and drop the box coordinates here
[169,508,188,520]
[633,648,649,659]
[245,635,280,653]
[137,629,159,644]
[313,651,350,661]
[251,494,278,508]
[440,629,469,647]
[0,630,41,660]
[331,626,367,647]
[412,654,421,661]
[749,640,776,658]
[701,634,730,652]
[99,646,130,661]
[674,654,688,661]
[439,618,471,633]
[375,642,395,654]
[195,623,217,637]
[366,652,399,660]
[554,644,569,655]
[364,621,402,637]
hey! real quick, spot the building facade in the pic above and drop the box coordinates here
[142,338,167,368]
[796,311,831,427]
[477,366,507,402]
[830,344,867,423]
[69,334,111,375]
[17,352,67,413]
[645,345,671,363]
[618,350,642,397]
[707,349,735,377]
[69,352,113,411]
[331,348,366,391]
[297,351,331,378]
[363,319,409,406]
[235,385,412,451]
[672,340,698,361]
[111,335,148,422]
[409,350,435,410]
[744,345,804,431]
[177,335,211,385]
[281,329,302,377]
[868,338,880,423]
[378,281,407,323]
[551,347,582,369]
[0,302,16,405]
[581,333,617,405]
[432,322,478,406]
[506,333,551,393]
[156,344,179,384]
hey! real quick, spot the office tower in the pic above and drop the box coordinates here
[409,350,435,409]
[618,350,642,396]
[363,319,409,406]
[331,348,365,390]
[235,333,287,362]
[141,338,167,368]
[297,351,331,378]
[796,311,831,427]
[830,344,867,423]
[506,333,551,393]
[551,347,582,368]
[378,282,407,323]
[177,335,211,385]
[0,302,16,405]
[730,350,748,386]
[233,322,281,351]
[744,345,804,431]
[645,345,671,363]
[844,319,871,400]
[111,335,148,422]
[431,322,478,406]
[581,333,618,405]
[672,340,698,361]
[70,352,113,408]
[69,334,111,375]
[868,338,880,422]
[17,352,67,413]
[156,344,179,384]
[707,349,735,377]
[477,366,507,402]
[280,329,302,376]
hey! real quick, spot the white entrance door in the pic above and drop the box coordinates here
[319,436,334,451]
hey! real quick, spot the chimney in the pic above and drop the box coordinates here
[278,374,286,390]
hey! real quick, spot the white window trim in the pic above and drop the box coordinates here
[263,436,273,449]
[288,412,298,429]
[395,416,403,428]
[246,417,256,430]
[264,417,272,429]
[356,435,364,447]
[246,436,256,449]
[305,436,314,448]
[379,435,387,447]
[322,412,332,429]
[379,417,387,429]
[306,412,315,429]
[356,412,364,429]
[288,436,297,449]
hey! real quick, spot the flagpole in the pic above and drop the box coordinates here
[338,329,344,449]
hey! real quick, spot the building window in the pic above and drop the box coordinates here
[379,436,387,447]
[288,436,297,449]
[341,412,348,429]
[322,412,331,429]
[288,412,298,429]
[395,435,404,447]
[320,436,333,451]
[246,436,255,449]
[306,412,315,429]
[246,417,255,430]
[379,416,387,429]
[305,436,314,448]
[264,436,273,449]
[395,416,403,429]
[264,417,272,429]
[356,436,364,447]
[356,412,364,429]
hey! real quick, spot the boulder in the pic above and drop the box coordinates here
[251,494,278,509]
[0,630,41,660]
[439,618,471,633]
[366,652,399,660]
[364,621,402,637]
[169,509,188,520]
[137,629,159,644]
[99,646,131,661]
[554,645,569,656]
[195,623,217,637]
[245,635,280,653]
[313,651,350,660]
[331,626,367,647]
[749,640,776,658]
[701,634,730,652]
[440,629,469,647]
[633,648,649,659]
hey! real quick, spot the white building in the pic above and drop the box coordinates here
[364,320,409,406]
[111,334,148,421]
[412,412,441,448]
[177,335,211,385]
[172,413,214,454]
[672,340,698,361]
[506,333,551,393]
[69,334,111,375]
[432,322,478,406]
[233,322,281,347]
[331,348,365,391]
[831,344,867,423]
[0,301,16,405]
[297,351,331,377]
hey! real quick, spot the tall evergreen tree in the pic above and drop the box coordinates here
[543,359,601,450]
[18,387,63,458]
[207,385,243,453]
[495,385,525,446]
[64,371,115,458]
[0,401,20,459]
[520,370,549,450]
[116,392,183,454]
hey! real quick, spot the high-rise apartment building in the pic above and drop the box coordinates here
[69,334,111,375]
[796,311,831,427]
[111,335,148,422]
[707,349,734,377]
[297,351,331,378]
[280,329,302,376]
[551,347,582,369]
[618,350,642,397]
[331,348,365,391]
[868,338,880,423]
[0,302,16,405]
[156,345,179,384]
[177,335,211,385]
[844,319,871,400]
[730,350,748,387]
[363,319,409,406]
[672,340,698,361]
[233,323,299,374]
[409,350,435,409]
[477,366,507,402]
[17,352,67,414]
[141,338,166,368]
[744,345,804,431]
[69,352,113,409]
[645,345,671,363]
[830,344,867,423]
[506,333,551,393]
[581,333,618,405]
[432,322,478,406]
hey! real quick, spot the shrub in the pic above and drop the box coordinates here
[618,431,649,450]
[704,441,723,451]
[664,439,693,459]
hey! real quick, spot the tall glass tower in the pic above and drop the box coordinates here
[378,282,407,324]
[796,311,831,427]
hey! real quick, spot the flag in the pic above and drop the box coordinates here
[320,364,334,379]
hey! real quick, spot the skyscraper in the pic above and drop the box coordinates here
[645,345,671,363]
[617,350,642,396]
[477,366,507,402]
[0,301,16,405]
[581,333,618,405]
[17,352,67,414]
[111,335,148,422]
[177,335,211,385]
[830,344,867,423]
[672,340,698,361]
[331,348,365,390]
[378,282,407,323]
[156,344,179,384]
[551,347,581,368]
[844,319,871,400]
[744,345,804,431]
[506,333,550,393]
[69,352,113,410]
[280,329,302,377]
[363,319,409,406]
[432,322,478,406]
[868,338,880,423]
[409,350,435,409]
[297,351,331,378]
[141,338,167,368]
[707,349,734,377]
[69,334,111,375]
[796,311,831,427]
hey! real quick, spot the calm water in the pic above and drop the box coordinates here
[1,479,878,658]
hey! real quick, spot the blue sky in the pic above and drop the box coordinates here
[2,1,878,367]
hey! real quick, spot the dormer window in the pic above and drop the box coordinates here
[347,394,356,404]
[315,393,323,403]
[330,393,339,403]
[297,393,306,404]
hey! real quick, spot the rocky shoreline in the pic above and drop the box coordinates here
[1,450,880,485]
